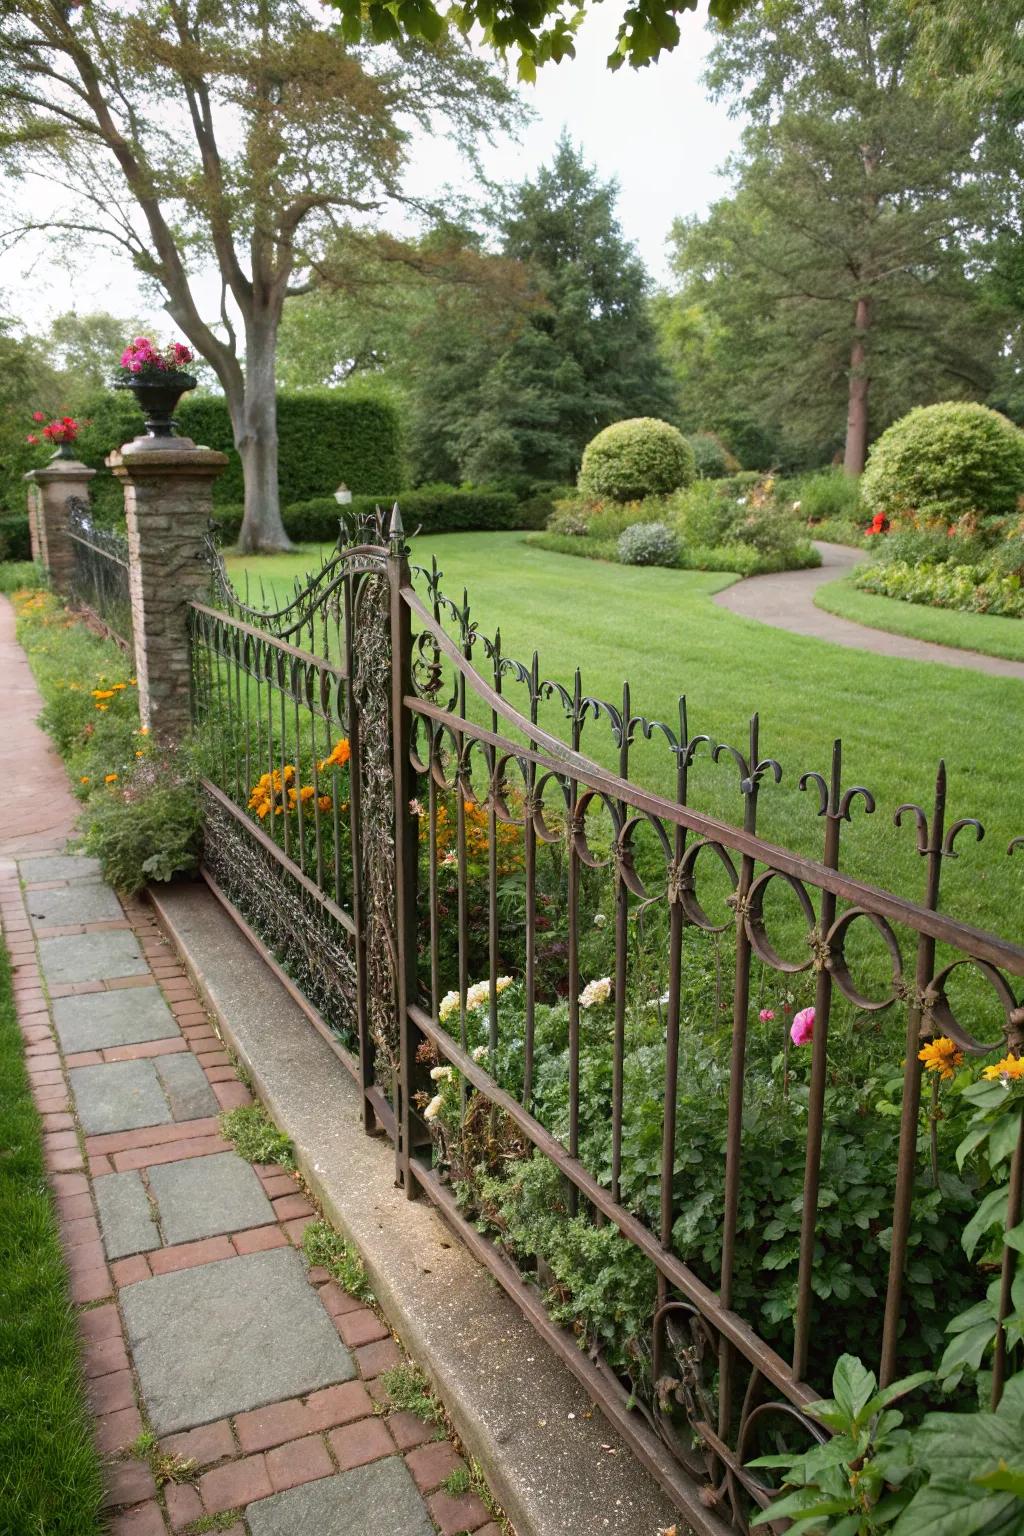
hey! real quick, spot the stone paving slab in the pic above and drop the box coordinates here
[38,930,148,986]
[52,987,180,1054]
[154,1050,218,1120]
[26,881,125,928]
[18,853,103,883]
[70,1059,173,1135]
[148,1152,273,1245]
[120,1247,355,1435]
[246,1458,435,1536]
[95,1170,160,1260]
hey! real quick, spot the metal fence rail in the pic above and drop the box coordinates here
[189,509,1024,1532]
[66,496,133,652]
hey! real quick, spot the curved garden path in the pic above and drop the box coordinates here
[712,540,1024,681]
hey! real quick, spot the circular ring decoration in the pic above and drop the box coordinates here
[676,838,740,933]
[745,869,818,974]
[826,906,904,1012]
[924,958,1019,1056]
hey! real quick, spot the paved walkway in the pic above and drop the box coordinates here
[712,541,1024,681]
[0,595,82,854]
[0,600,501,1536]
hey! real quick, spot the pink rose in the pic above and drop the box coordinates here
[790,1007,815,1046]
[759,1008,775,1022]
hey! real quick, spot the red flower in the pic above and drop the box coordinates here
[25,434,39,445]
[32,410,45,422]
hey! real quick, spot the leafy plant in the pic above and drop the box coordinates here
[302,1217,374,1302]
[219,1104,295,1169]
[862,403,1024,524]
[617,519,680,566]
[80,749,203,894]
[378,1363,443,1426]
[579,418,696,502]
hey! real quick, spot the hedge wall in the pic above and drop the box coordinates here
[177,390,404,506]
[0,513,30,562]
[211,485,543,546]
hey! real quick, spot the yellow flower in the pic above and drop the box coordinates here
[318,738,351,771]
[92,688,115,700]
[79,775,90,784]
[104,773,118,784]
[135,750,144,759]
[316,794,333,813]
[918,1037,963,1081]
[138,727,149,736]
[982,1054,1024,1083]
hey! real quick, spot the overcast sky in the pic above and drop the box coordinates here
[0,8,743,337]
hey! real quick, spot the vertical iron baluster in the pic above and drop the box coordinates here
[455,597,471,1113]
[488,633,501,1060]
[717,714,769,1447]
[278,661,290,861]
[292,679,306,874]
[567,670,584,1215]
[611,682,632,1204]
[880,762,947,1386]
[230,626,242,806]
[389,510,420,1197]
[346,568,374,1132]
[523,653,540,1112]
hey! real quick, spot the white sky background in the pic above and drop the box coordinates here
[0,7,743,338]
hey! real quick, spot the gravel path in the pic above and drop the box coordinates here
[712,541,1024,681]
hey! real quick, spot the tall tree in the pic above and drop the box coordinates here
[0,1,517,550]
[404,138,678,485]
[662,0,999,473]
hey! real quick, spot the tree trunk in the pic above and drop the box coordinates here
[843,296,872,476]
[235,309,292,554]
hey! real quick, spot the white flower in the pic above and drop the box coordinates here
[472,1044,489,1062]
[593,913,606,929]
[441,851,457,867]
[423,1093,444,1121]
[792,500,801,512]
[579,976,612,1009]
[736,496,747,506]
[409,798,423,817]
[439,990,460,1022]
[430,1065,453,1081]
[495,975,513,994]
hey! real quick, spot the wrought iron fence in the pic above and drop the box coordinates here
[66,496,133,652]
[189,510,1024,1533]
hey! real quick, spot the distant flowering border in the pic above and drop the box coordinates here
[117,336,194,377]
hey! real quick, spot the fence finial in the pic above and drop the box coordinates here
[388,501,405,553]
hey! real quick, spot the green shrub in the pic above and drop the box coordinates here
[579,418,695,502]
[178,389,404,506]
[0,561,45,594]
[855,558,1024,618]
[214,485,528,547]
[0,512,31,562]
[617,521,680,566]
[786,466,863,525]
[80,750,203,894]
[862,402,1024,523]
[688,432,729,479]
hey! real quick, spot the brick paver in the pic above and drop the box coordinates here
[0,622,508,1536]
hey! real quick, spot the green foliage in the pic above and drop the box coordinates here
[787,468,864,527]
[0,560,44,593]
[855,560,1024,619]
[0,511,30,561]
[579,417,695,502]
[177,390,405,507]
[688,431,730,478]
[404,138,678,486]
[0,943,105,1533]
[862,403,1024,523]
[378,1363,443,1426]
[616,519,679,566]
[302,1218,374,1302]
[219,1104,295,1170]
[747,1355,1024,1535]
[80,753,203,894]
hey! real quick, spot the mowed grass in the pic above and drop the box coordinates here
[816,574,1024,664]
[0,943,104,1535]
[226,533,1024,945]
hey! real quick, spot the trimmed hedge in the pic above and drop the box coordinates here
[862,402,1024,522]
[177,390,404,506]
[580,418,696,502]
[0,512,31,562]
[212,485,536,546]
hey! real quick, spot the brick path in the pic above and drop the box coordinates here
[0,598,502,1536]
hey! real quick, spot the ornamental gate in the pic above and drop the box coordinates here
[186,507,1024,1533]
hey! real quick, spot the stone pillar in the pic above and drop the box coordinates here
[109,445,228,741]
[26,481,44,565]
[23,459,97,593]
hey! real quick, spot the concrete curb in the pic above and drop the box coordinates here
[149,879,679,1536]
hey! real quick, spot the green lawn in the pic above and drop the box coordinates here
[816,574,1024,664]
[226,533,1024,942]
[0,943,104,1535]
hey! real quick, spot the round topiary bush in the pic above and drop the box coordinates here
[617,521,680,567]
[579,418,695,503]
[688,432,729,479]
[862,402,1024,523]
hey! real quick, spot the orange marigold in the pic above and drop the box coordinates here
[918,1036,963,1081]
[982,1054,1024,1083]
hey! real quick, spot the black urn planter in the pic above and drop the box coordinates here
[114,371,197,447]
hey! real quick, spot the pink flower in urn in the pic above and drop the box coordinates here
[790,1007,815,1046]
[759,1008,775,1022]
